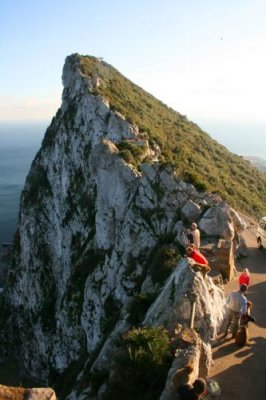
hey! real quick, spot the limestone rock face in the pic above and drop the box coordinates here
[0,385,56,400]
[0,54,243,399]
[144,259,224,341]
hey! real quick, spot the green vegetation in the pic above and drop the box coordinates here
[147,238,181,284]
[76,54,266,219]
[127,292,158,326]
[104,326,172,400]
[150,246,181,284]
[117,141,148,167]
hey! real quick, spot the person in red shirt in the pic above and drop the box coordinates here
[186,246,211,275]
[238,268,250,287]
[186,246,208,265]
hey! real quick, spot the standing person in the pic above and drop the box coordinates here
[238,268,250,287]
[191,223,200,250]
[222,284,248,338]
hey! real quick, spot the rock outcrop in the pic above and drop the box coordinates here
[0,54,245,399]
[199,204,246,240]
[0,385,56,400]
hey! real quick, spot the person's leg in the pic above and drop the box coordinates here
[231,311,241,337]
[221,309,233,337]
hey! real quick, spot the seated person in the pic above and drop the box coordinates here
[178,378,207,400]
[186,246,208,265]
[186,246,210,274]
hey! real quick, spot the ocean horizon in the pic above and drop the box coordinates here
[0,122,45,243]
[197,119,266,161]
[0,145,41,243]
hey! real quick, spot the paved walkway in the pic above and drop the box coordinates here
[208,227,266,399]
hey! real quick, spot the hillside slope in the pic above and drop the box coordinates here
[78,55,266,218]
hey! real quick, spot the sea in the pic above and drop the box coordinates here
[0,121,265,244]
[197,119,266,161]
[0,122,46,243]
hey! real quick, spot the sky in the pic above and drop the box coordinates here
[1,0,266,156]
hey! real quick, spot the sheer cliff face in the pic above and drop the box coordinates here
[3,54,234,395]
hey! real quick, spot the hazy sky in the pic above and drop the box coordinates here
[1,0,265,154]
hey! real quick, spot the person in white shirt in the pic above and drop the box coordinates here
[191,222,200,250]
[222,284,248,338]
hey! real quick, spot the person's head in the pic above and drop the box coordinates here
[191,222,197,230]
[186,246,194,255]
[243,268,249,276]
[240,284,247,293]
[193,378,207,395]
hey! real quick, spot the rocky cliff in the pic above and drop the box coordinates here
[1,54,247,399]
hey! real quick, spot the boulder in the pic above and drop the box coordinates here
[229,208,247,231]
[0,385,56,400]
[199,206,234,240]
[181,200,201,223]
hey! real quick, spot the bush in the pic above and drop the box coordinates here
[104,326,172,400]
[117,141,147,166]
[118,149,135,165]
[149,245,181,284]
[184,171,208,192]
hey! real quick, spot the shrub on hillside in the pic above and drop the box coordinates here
[118,149,135,164]
[104,326,172,400]
[149,245,181,284]
[184,171,208,192]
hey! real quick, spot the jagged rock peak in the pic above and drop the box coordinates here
[62,53,101,98]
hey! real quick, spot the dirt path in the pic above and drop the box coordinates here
[208,227,266,399]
